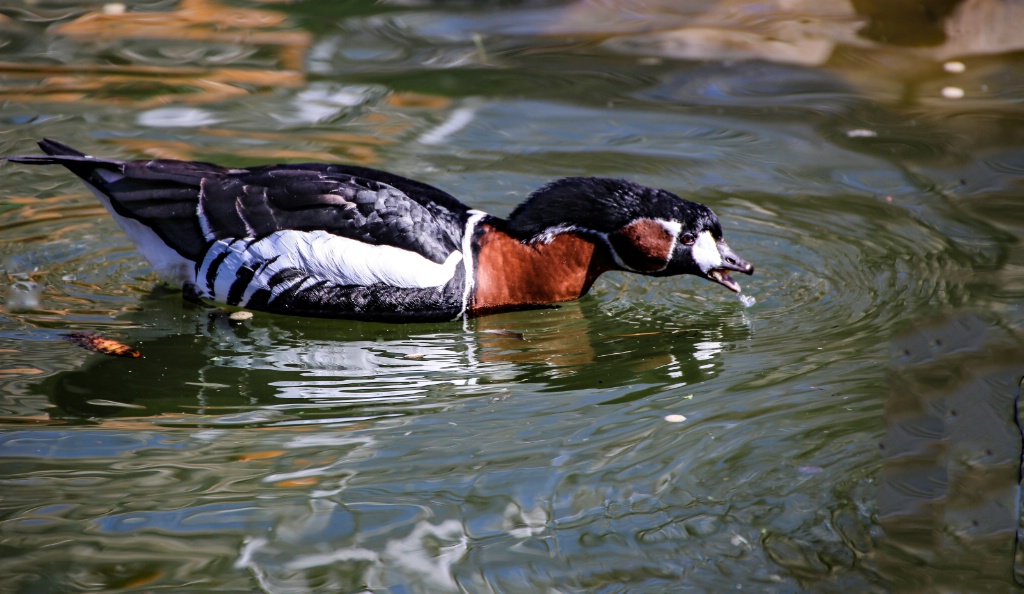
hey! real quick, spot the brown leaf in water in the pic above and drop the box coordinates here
[0,367,43,378]
[65,332,142,358]
[238,450,286,462]
[275,477,319,487]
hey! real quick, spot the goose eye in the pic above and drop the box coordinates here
[681,233,695,246]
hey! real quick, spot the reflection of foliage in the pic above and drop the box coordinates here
[0,201,19,216]
[0,1,470,164]
[0,0,310,107]
[52,0,310,70]
[593,0,1024,65]
[0,61,305,108]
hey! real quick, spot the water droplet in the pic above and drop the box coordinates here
[738,293,756,308]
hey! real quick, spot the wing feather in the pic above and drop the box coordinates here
[197,177,247,241]
[229,168,466,264]
[12,140,472,267]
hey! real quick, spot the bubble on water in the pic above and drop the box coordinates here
[738,293,756,308]
[5,281,43,312]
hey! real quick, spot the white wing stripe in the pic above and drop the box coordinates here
[199,230,462,305]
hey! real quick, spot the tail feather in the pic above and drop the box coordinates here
[39,138,87,157]
[6,139,124,178]
[7,139,208,280]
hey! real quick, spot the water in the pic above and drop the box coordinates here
[2,1,1024,591]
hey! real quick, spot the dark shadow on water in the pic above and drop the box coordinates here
[879,311,1024,589]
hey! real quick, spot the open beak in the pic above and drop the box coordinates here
[707,242,754,293]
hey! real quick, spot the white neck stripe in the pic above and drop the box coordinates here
[458,210,488,319]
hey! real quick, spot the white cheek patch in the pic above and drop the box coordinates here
[691,230,723,273]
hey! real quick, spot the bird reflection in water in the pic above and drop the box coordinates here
[38,296,744,423]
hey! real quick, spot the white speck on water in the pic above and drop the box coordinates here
[185,381,231,389]
[664,414,687,423]
[738,293,756,308]
[941,86,965,99]
[943,60,966,73]
[845,128,877,138]
[85,399,146,409]
[419,104,478,145]
[138,106,222,128]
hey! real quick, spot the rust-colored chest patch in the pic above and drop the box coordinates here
[471,225,615,313]
[608,218,676,272]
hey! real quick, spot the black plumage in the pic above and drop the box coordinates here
[11,140,469,265]
[506,177,722,240]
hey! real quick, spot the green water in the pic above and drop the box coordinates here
[2,1,1024,591]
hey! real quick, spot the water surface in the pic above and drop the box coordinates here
[2,0,1024,591]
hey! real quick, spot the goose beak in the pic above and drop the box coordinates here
[707,242,754,293]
